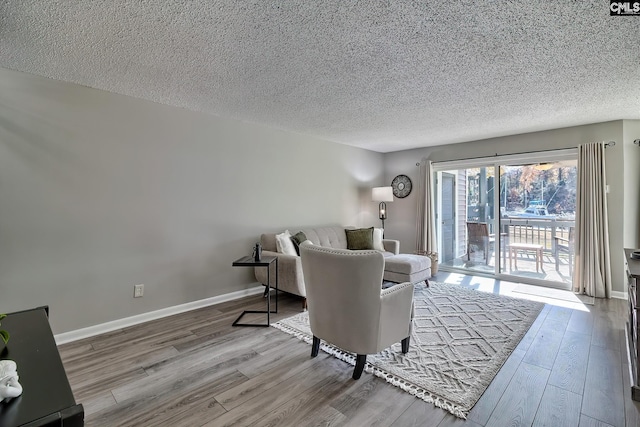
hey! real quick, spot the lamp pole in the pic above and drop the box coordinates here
[379,201,387,230]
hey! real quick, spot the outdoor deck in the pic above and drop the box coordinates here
[441,251,573,285]
[441,218,575,285]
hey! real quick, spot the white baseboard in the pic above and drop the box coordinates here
[54,285,264,345]
[612,290,627,300]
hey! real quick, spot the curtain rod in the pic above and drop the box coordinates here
[424,146,575,165]
[420,141,617,166]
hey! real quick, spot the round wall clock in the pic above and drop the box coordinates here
[391,174,412,198]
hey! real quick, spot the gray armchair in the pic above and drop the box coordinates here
[299,243,414,380]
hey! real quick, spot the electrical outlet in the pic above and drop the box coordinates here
[134,284,144,298]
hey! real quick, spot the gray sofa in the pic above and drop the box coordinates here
[255,225,430,307]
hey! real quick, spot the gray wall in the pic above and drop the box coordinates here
[0,68,384,333]
[624,120,640,247]
[383,121,640,295]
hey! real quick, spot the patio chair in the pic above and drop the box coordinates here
[466,222,495,264]
[554,227,575,277]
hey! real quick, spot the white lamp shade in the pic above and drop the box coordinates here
[372,186,394,202]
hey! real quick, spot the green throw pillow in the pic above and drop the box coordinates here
[290,231,308,255]
[345,227,374,250]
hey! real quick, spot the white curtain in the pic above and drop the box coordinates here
[573,142,612,298]
[416,159,437,253]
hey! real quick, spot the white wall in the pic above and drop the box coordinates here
[383,121,639,295]
[0,68,384,333]
[624,121,640,247]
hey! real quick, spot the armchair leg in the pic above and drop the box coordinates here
[401,336,410,353]
[262,284,269,298]
[311,336,320,357]
[302,298,307,310]
[353,355,367,380]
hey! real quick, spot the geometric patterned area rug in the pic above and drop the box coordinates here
[272,281,544,419]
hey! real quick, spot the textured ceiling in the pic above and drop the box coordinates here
[1,1,639,152]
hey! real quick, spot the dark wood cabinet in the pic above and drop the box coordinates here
[625,248,640,401]
[0,306,83,427]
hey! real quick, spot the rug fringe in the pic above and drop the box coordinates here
[272,321,469,419]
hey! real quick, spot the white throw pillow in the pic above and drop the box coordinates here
[373,228,385,252]
[275,230,297,255]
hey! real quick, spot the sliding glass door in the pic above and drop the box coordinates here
[433,151,577,289]
[436,166,497,275]
[499,160,577,285]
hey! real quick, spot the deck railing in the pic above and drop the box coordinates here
[499,218,574,252]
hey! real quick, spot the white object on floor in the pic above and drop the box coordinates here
[0,360,23,402]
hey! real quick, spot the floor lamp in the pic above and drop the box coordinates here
[372,186,394,232]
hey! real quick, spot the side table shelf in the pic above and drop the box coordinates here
[231,255,278,327]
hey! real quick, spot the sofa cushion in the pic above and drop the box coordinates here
[260,233,278,252]
[290,231,307,255]
[275,230,297,255]
[372,228,385,251]
[301,226,349,249]
[345,227,375,250]
[384,254,432,274]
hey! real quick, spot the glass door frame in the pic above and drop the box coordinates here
[432,149,577,290]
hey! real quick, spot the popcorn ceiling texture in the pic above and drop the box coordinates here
[0,0,638,152]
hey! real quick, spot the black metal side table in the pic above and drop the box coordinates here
[231,255,278,327]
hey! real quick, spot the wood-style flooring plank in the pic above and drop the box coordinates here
[64,329,191,377]
[532,384,582,427]
[591,310,622,350]
[110,342,263,403]
[147,400,228,427]
[287,404,347,427]
[389,399,447,427]
[467,348,526,425]
[547,330,591,395]
[72,367,148,402]
[515,304,550,353]
[578,414,615,427]
[57,342,94,361]
[204,357,352,427]
[328,379,416,427]
[581,345,625,427]
[170,319,272,354]
[215,347,331,411]
[89,370,244,427]
[546,305,574,325]
[566,309,595,337]
[436,414,483,427]
[59,328,125,354]
[522,318,567,370]
[485,362,550,427]
[248,370,371,427]
[67,345,179,386]
[78,391,117,416]
[237,335,311,377]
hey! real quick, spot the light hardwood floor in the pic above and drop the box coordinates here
[58,274,640,426]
